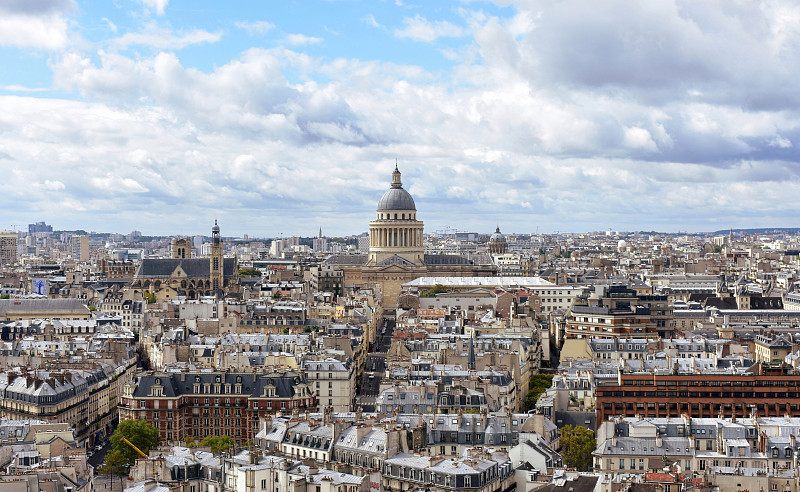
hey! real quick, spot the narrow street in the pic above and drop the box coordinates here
[355,320,395,411]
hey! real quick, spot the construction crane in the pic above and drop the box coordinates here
[120,437,148,459]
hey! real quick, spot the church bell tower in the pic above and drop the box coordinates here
[210,220,223,293]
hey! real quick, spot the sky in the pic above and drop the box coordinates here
[2,0,800,238]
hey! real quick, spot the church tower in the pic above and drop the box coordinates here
[171,237,190,258]
[367,166,425,266]
[210,220,223,293]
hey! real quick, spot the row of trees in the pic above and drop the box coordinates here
[522,374,554,412]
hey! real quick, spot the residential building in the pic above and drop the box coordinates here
[302,358,355,413]
[0,232,17,265]
[118,370,317,445]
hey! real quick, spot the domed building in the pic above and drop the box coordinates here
[488,226,507,255]
[325,166,497,313]
[366,165,425,267]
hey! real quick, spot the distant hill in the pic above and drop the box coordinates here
[711,228,800,235]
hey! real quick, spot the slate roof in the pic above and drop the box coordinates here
[424,254,475,266]
[128,371,308,399]
[0,299,90,317]
[535,475,599,492]
[324,254,368,266]
[335,425,386,454]
[134,258,236,279]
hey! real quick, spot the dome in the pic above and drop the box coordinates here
[376,165,416,211]
[490,226,506,243]
[377,187,416,211]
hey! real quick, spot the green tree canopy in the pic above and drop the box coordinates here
[110,420,160,469]
[560,424,596,471]
[522,374,554,412]
[238,268,261,277]
[421,283,448,297]
[99,448,130,478]
[199,435,234,453]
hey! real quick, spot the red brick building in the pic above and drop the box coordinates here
[118,370,316,445]
[596,363,800,423]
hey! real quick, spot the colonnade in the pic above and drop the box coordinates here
[370,226,423,248]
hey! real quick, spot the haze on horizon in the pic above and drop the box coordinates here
[2,0,800,237]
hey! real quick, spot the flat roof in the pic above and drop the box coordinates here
[403,276,560,287]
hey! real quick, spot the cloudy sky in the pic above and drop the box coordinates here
[2,0,799,237]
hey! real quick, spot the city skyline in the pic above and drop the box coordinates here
[3,1,800,236]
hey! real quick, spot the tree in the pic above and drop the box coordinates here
[199,435,234,453]
[421,284,447,297]
[522,374,554,412]
[99,448,130,480]
[143,291,157,303]
[110,420,160,470]
[238,268,260,277]
[560,424,596,471]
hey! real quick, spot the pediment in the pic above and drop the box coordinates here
[377,254,417,267]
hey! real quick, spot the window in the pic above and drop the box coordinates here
[261,480,266,489]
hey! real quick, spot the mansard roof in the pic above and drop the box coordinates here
[128,371,308,399]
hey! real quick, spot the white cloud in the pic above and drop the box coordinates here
[363,14,384,29]
[284,34,323,46]
[395,15,465,42]
[1,85,51,92]
[235,21,275,35]
[140,0,168,16]
[9,1,800,234]
[90,174,149,193]
[623,127,658,151]
[101,17,118,33]
[43,180,65,191]
[112,24,222,50]
[0,8,73,50]
[769,134,793,148]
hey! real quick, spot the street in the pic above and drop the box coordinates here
[356,320,395,411]
[92,475,124,492]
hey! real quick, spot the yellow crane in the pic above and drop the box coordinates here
[120,437,148,459]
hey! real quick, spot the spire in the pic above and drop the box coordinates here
[468,335,476,370]
[319,227,323,238]
[391,164,402,188]
[495,225,501,234]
